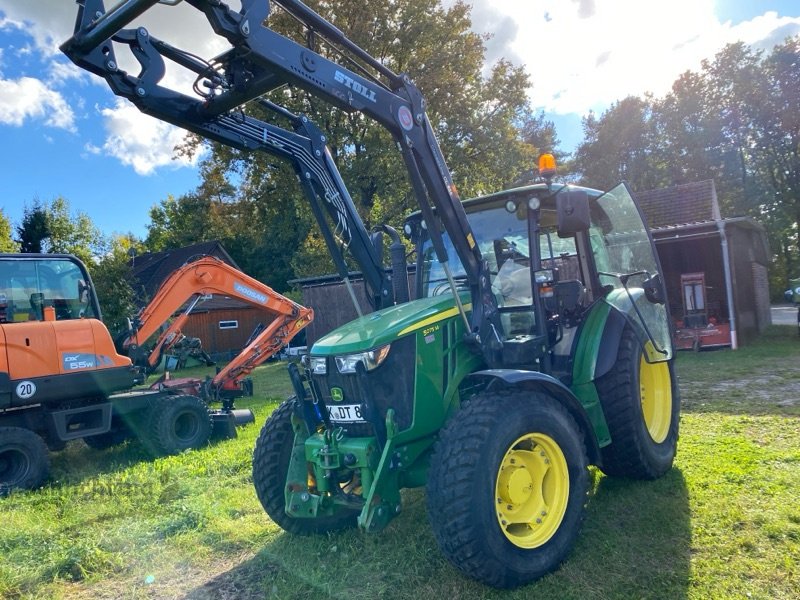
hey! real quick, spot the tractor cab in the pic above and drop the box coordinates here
[406,180,672,379]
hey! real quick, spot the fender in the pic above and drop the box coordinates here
[595,306,628,379]
[464,369,601,464]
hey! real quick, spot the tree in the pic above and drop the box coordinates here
[16,197,105,264]
[92,234,143,336]
[17,201,50,253]
[170,0,540,284]
[44,197,105,264]
[572,96,663,191]
[0,209,18,252]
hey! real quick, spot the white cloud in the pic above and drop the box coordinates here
[94,99,202,175]
[465,0,800,116]
[0,76,75,130]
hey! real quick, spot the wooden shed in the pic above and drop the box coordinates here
[291,270,415,347]
[635,180,771,349]
[130,241,275,359]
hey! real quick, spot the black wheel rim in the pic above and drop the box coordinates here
[0,446,30,485]
[173,411,201,442]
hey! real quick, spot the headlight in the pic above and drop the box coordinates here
[335,344,391,374]
[309,356,327,375]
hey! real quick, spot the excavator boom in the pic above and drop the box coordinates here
[123,255,312,392]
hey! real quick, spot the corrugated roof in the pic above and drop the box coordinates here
[635,180,720,230]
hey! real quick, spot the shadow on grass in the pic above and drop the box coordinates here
[183,469,691,600]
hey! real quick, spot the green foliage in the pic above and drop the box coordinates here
[16,201,50,254]
[572,37,800,299]
[149,0,545,286]
[92,235,143,336]
[0,209,19,252]
[16,197,106,264]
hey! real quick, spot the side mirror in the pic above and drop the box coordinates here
[643,273,666,305]
[556,190,590,236]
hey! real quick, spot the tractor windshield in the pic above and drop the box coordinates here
[419,191,579,338]
[589,183,673,361]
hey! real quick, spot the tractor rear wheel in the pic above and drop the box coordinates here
[596,325,680,479]
[143,395,213,456]
[252,398,357,534]
[426,392,589,588]
[0,427,50,495]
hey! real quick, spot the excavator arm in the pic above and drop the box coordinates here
[122,255,312,392]
[61,0,505,363]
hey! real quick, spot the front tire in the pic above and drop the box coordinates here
[427,392,589,588]
[0,427,50,495]
[143,395,213,456]
[596,325,680,479]
[252,398,357,534]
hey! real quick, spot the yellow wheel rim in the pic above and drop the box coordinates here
[639,348,672,444]
[494,432,569,549]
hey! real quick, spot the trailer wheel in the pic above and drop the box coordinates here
[0,427,50,495]
[427,392,589,588]
[595,325,680,479]
[144,395,213,456]
[252,398,357,534]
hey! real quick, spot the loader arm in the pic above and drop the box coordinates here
[61,0,505,363]
[122,256,312,378]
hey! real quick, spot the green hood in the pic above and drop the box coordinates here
[312,294,468,355]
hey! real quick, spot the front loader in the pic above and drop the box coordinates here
[62,0,679,588]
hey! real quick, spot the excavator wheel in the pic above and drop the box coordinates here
[0,427,50,495]
[142,395,213,456]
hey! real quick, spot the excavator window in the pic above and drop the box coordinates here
[0,258,98,323]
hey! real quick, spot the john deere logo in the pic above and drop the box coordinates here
[330,387,344,402]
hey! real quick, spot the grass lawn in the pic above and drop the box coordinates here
[1,329,799,599]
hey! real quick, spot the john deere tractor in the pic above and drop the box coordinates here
[63,0,678,588]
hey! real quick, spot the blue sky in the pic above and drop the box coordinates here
[1,1,799,241]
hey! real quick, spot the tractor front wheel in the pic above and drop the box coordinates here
[143,395,213,456]
[596,325,680,479]
[252,398,357,535]
[427,392,589,588]
[0,427,50,495]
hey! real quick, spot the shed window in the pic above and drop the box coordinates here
[219,320,239,329]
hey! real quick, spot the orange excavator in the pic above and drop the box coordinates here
[0,252,312,494]
[120,254,313,412]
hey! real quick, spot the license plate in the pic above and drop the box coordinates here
[327,403,367,423]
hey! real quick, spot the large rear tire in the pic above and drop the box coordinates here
[0,427,50,495]
[252,398,357,534]
[596,325,680,479]
[143,395,213,456]
[427,392,589,588]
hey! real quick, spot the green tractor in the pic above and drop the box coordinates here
[254,179,678,588]
[62,0,678,588]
